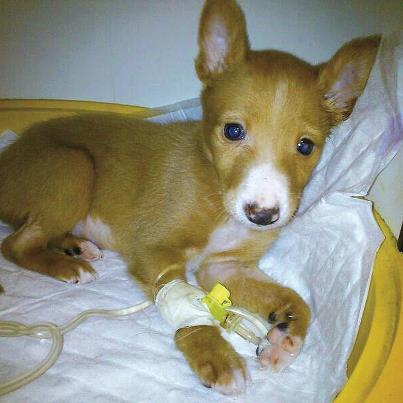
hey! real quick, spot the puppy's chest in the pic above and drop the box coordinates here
[186,218,253,276]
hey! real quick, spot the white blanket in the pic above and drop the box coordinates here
[0,31,402,403]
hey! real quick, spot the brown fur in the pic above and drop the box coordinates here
[0,0,379,394]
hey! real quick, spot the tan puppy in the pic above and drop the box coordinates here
[0,0,379,395]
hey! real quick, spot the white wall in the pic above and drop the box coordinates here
[0,0,401,107]
[0,0,402,237]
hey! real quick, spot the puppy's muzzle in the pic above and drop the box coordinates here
[244,203,280,226]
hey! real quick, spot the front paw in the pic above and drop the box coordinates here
[175,325,247,395]
[257,326,302,371]
[257,293,310,372]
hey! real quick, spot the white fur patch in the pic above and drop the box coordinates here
[77,268,98,284]
[273,81,290,116]
[73,216,114,249]
[61,265,97,284]
[230,163,290,229]
[186,218,251,283]
[213,368,246,395]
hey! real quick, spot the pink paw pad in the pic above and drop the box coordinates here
[257,327,302,372]
[65,240,103,261]
[78,240,103,261]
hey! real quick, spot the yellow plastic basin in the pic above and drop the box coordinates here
[1,99,402,402]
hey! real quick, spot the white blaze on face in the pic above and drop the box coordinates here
[273,80,290,117]
[229,163,291,229]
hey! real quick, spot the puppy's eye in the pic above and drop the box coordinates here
[223,123,245,141]
[297,138,314,155]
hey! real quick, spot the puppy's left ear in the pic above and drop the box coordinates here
[195,0,250,84]
[319,35,381,125]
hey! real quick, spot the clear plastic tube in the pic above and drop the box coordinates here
[224,306,270,345]
[0,296,268,396]
[0,322,63,396]
[0,300,152,396]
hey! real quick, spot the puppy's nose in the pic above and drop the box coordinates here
[244,203,280,226]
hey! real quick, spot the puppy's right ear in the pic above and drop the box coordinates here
[318,35,381,125]
[195,0,250,84]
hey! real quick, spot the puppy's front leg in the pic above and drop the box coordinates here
[175,326,247,394]
[197,260,311,372]
[129,255,247,395]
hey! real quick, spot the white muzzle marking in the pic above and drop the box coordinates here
[230,163,290,229]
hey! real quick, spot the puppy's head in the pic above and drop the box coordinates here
[196,0,380,230]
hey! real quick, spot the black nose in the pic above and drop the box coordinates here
[244,203,280,226]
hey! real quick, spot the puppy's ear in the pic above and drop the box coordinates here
[319,35,381,125]
[196,0,250,84]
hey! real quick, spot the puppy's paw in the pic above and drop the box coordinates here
[52,259,98,284]
[199,360,246,395]
[256,289,310,372]
[176,326,247,395]
[64,239,103,261]
[257,326,302,372]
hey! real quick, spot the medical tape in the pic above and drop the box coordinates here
[154,279,219,330]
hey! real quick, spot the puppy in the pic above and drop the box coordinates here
[0,0,379,395]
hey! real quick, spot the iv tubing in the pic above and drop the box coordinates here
[0,288,269,396]
[0,300,152,396]
[225,306,270,343]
